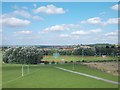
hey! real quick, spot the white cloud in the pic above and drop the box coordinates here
[43,25,68,32]
[33,4,37,8]
[106,18,119,24]
[71,28,102,35]
[34,4,66,14]
[14,30,32,34]
[13,10,31,18]
[81,17,102,25]
[2,17,31,27]
[58,28,102,40]
[59,34,69,38]
[0,10,43,21]
[39,24,76,33]
[90,28,102,33]
[112,4,119,11]
[71,30,89,35]
[81,17,119,26]
[59,34,80,40]
[12,5,28,10]
[32,15,44,20]
[11,10,44,20]
[105,31,118,36]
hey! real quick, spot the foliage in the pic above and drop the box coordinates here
[3,46,43,64]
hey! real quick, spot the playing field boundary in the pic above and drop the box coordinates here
[56,66,120,85]
[2,68,40,85]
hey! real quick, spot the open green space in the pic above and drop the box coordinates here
[0,50,2,63]
[42,55,117,62]
[1,51,119,88]
[0,50,2,87]
[2,64,118,88]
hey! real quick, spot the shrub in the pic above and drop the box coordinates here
[65,61,68,63]
[51,61,55,64]
[44,61,49,64]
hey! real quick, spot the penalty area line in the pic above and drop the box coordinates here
[56,66,120,85]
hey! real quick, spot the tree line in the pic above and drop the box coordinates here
[2,45,119,64]
[43,46,119,56]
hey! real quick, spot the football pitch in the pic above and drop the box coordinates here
[2,63,119,88]
[42,55,117,62]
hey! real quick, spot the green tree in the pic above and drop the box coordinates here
[3,46,43,64]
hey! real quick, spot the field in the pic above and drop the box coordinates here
[83,62,119,76]
[0,51,2,63]
[1,52,119,88]
[0,51,2,89]
[2,63,119,88]
[42,55,117,62]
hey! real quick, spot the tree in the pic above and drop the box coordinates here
[73,48,82,55]
[3,46,43,64]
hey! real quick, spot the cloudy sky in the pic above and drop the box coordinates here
[1,2,119,45]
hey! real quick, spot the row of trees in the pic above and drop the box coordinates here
[3,46,43,64]
[95,46,118,56]
[43,46,119,56]
[2,45,119,64]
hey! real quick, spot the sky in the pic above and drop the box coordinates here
[1,2,119,45]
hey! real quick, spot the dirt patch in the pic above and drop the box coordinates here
[82,62,119,76]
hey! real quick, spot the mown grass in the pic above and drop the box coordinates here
[0,50,2,89]
[0,50,2,63]
[56,64,118,82]
[42,55,117,62]
[2,64,118,88]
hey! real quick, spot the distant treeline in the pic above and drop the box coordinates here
[2,44,119,64]
[43,46,119,56]
[2,44,119,56]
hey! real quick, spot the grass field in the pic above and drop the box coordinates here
[0,50,2,63]
[1,51,119,88]
[2,63,118,88]
[0,50,2,89]
[42,55,117,62]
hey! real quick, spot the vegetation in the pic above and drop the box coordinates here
[2,64,118,88]
[1,47,119,88]
[42,45,118,57]
[42,55,117,62]
[3,47,43,64]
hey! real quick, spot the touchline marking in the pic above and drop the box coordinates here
[2,69,40,85]
[56,66,120,85]
[2,76,22,85]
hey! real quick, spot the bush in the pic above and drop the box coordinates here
[51,61,55,64]
[3,46,43,64]
[44,61,49,64]
[82,60,86,62]
[70,61,73,63]
[65,61,68,63]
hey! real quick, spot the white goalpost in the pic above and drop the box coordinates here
[21,65,30,76]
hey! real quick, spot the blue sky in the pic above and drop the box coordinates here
[1,2,119,45]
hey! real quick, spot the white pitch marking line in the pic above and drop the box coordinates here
[2,69,40,85]
[56,66,120,85]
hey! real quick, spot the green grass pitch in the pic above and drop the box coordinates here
[42,55,117,62]
[2,64,118,88]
